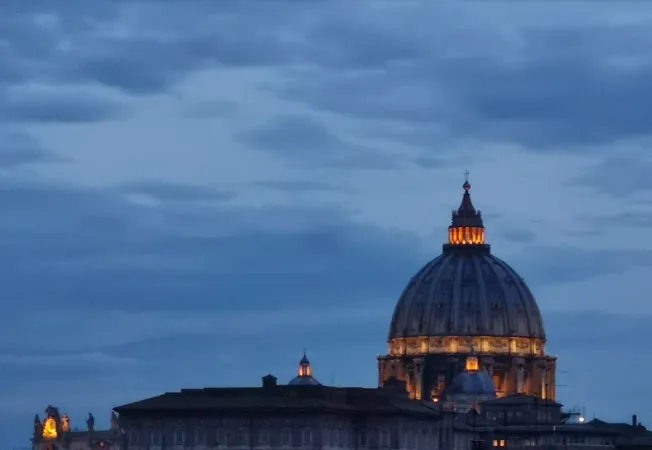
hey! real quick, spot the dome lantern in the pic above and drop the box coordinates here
[447,171,486,247]
[288,351,321,386]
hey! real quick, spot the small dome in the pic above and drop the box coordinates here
[448,369,496,397]
[288,352,321,386]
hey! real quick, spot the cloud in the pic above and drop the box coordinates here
[494,227,538,244]
[0,352,140,367]
[513,245,652,286]
[114,180,235,203]
[252,180,338,192]
[271,11,652,150]
[0,86,130,123]
[0,176,426,338]
[182,100,239,118]
[236,115,399,169]
[568,151,652,198]
[0,130,63,167]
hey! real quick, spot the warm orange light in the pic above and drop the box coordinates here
[62,414,70,432]
[448,227,485,245]
[465,356,479,372]
[42,417,57,439]
[299,364,312,377]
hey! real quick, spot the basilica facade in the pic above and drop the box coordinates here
[378,179,556,402]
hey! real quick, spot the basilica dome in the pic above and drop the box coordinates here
[388,180,545,341]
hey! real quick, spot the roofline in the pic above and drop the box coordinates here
[113,406,442,419]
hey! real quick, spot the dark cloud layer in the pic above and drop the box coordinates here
[3,2,651,149]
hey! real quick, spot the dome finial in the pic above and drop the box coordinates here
[463,170,471,191]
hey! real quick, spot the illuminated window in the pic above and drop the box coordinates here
[437,375,446,392]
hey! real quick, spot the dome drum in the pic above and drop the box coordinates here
[388,336,546,358]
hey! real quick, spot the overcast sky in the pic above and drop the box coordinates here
[2,0,652,447]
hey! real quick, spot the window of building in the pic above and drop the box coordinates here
[129,428,139,444]
[237,429,249,446]
[150,430,162,445]
[380,429,390,448]
[281,428,291,446]
[437,375,446,391]
[322,429,330,447]
[195,428,205,445]
[302,429,313,445]
[359,430,367,447]
[258,429,269,446]
[216,428,225,446]
[174,429,185,446]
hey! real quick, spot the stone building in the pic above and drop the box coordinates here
[378,178,556,402]
[448,396,652,450]
[32,405,123,450]
[113,356,447,450]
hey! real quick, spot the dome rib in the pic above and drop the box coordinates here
[451,253,465,335]
[471,254,489,335]
[422,255,453,339]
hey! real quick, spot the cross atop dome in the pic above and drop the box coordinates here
[447,172,486,246]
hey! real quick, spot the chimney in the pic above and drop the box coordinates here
[262,374,277,388]
[633,415,638,427]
